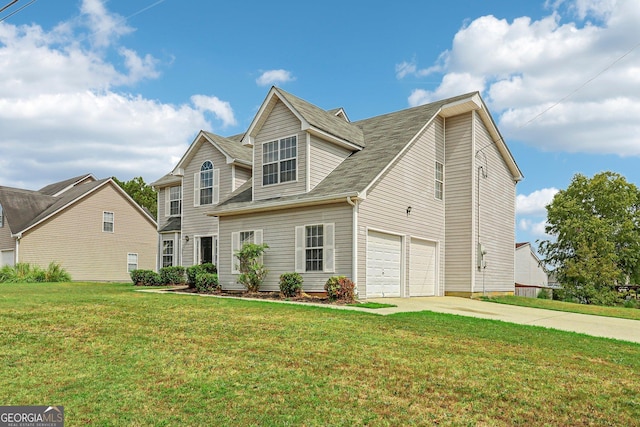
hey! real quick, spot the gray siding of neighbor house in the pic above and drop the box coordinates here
[443,113,474,294]
[515,246,548,287]
[473,111,516,293]
[233,165,252,191]
[218,203,353,293]
[181,141,230,266]
[309,135,353,190]
[18,184,156,281]
[253,100,307,200]
[357,116,446,297]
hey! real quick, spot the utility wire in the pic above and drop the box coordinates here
[0,0,19,14]
[0,0,35,22]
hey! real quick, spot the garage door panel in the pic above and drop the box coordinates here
[366,231,401,298]
[410,239,436,296]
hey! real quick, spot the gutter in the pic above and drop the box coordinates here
[207,191,363,217]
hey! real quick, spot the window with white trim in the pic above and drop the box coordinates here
[103,211,114,232]
[262,136,297,186]
[0,203,3,228]
[295,223,335,273]
[231,229,263,274]
[127,253,138,272]
[194,161,219,206]
[435,162,444,200]
[166,186,182,216]
[162,240,174,267]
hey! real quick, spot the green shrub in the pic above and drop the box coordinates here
[195,272,220,293]
[0,262,70,283]
[325,276,356,303]
[537,288,551,299]
[159,266,186,285]
[279,272,303,297]
[130,269,161,286]
[186,264,217,288]
[236,243,268,293]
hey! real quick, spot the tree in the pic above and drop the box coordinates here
[539,172,640,305]
[113,176,157,220]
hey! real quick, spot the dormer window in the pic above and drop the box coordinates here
[262,136,297,186]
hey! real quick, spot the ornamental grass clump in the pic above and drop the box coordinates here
[324,276,356,303]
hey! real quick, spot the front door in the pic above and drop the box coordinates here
[200,237,213,264]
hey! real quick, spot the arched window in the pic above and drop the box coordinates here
[194,161,218,206]
[200,161,213,205]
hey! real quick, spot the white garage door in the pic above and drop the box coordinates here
[1,250,14,267]
[366,231,402,298]
[409,239,437,296]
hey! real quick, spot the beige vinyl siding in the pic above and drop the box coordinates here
[18,183,156,281]
[309,135,353,190]
[515,246,548,287]
[358,117,446,297]
[218,203,352,293]
[443,112,474,294]
[0,217,14,251]
[181,140,229,266]
[254,100,306,200]
[473,111,516,293]
[233,165,252,191]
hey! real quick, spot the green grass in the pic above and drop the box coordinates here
[1,282,639,426]
[348,301,397,309]
[483,295,640,321]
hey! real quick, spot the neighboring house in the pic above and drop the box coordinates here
[152,87,523,298]
[515,242,550,298]
[0,174,157,281]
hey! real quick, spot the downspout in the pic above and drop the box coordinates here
[15,233,21,263]
[347,196,358,296]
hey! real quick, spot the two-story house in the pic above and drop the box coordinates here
[152,87,523,298]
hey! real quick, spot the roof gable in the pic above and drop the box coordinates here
[243,87,364,150]
[172,130,252,176]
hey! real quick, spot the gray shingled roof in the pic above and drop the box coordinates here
[0,178,143,235]
[150,173,182,188]
[39,174,94,196]
[212,93,475,214]
[202,131,252,163]
[275,88,364,147]
[159,216,181,233]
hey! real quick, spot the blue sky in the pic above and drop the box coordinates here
[1,0,639,250]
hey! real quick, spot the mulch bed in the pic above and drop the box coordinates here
[162,286,348,305]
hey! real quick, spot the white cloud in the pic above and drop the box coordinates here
[399,0,640,157]
[0,0,236,189]
[256,69,295,86]
[516,188,559,215]
[191,95,237,127]
[518,218,550,237]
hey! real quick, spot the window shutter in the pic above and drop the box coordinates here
[231,232,240,274]
[213,169,220,204]
[254,229,263,245]
[295,226,305,273]
[324,223,335,273]
[164,189,170,217]
[193,172,200,207]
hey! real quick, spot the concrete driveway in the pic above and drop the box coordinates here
[364,297,640,344]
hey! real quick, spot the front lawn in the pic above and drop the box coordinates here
[483,295,640,321]
[1,282,638,425]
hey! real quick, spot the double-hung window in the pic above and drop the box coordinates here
[127,253,138,272]
[295,223,334,273]
[103,211,114,232]
[162,240,174,267]
[194,161,219,206]
[167,186,182,216]
[262,136,297,186]
[435,162,444,200]
[231,230,263,274]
